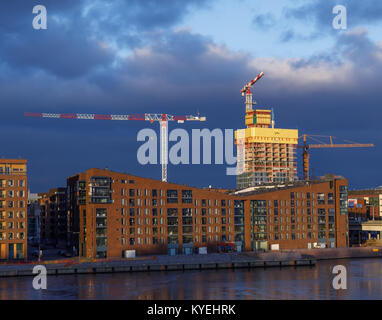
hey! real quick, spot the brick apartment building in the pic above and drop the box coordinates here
[66,168,349,258]
[237,177,349,250]
[39,187,68,247]
[27,192,40,245]
[0,159,28,260]
[348,189,382,220]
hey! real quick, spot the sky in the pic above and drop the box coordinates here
[1,0,381,192]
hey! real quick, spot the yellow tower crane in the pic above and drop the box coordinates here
[300,134,374,180]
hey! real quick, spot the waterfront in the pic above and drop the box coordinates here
[0,258,381,299]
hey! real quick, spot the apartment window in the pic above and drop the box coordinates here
[129,199,135,207]
[328,193,334,205]
[167,190,178,203]
[8,180,14,187]
[318,208,326,215]
[152,189,157,197]
[221,200,226,207]
[182,208,193,217]
[181,190,192,204]
[167,208,178,217]
[317,193,325,205]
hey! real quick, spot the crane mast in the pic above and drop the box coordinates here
[240,71,264,111]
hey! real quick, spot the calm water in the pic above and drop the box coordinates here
[0,258,382,300]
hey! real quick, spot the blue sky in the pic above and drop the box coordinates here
[1,0,382,191]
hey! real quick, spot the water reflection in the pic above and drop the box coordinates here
[0,258,381,300]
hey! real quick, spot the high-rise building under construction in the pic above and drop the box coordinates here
[235,73,298,189]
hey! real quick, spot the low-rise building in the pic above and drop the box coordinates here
[0,159,28,260]
[348,189,382,220]
[27,191,40,245]
[38,188,68,247]
[66,168,349,258]
[236,178,349,250]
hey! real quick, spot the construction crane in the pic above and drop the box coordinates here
[300,134,374,181]
[240,71,264,111]
[24,112,206,182]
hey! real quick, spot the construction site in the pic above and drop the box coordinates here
[0,70,376,262]
[234,72,374,190]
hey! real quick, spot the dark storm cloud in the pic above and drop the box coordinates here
[336,29,381,69]
[0,0,212,78]
[85,0,211,31]
[1,24,115,78]
[0,1,381,190]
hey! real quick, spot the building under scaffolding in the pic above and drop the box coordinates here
[235,108,298,189]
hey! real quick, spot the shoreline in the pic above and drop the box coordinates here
[0,246,381,278]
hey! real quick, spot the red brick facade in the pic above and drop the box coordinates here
[66,168,349,258]
[0,159,28,260]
